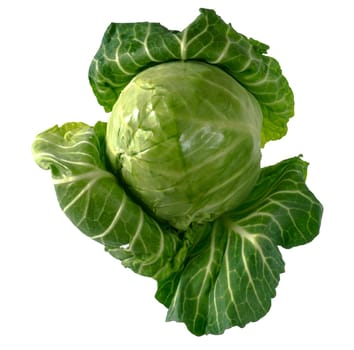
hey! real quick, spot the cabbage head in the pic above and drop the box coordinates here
[106,61,262,230]
[32,9,323,336]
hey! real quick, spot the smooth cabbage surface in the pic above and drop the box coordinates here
[106,61,263,230]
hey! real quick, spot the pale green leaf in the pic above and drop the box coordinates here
[32,121,186,280]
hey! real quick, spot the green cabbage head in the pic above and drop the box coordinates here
[32,9,323,336]
[106,61,262,230]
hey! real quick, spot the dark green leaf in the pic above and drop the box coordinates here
[89,8,294,144]
[156,156,322,335]
[162,219,284,335]
[230,156,323,248]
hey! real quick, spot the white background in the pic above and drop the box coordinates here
[1,0,353,348]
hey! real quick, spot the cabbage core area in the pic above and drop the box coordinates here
[106,61,263,230]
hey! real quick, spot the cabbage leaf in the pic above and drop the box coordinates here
[158,156,322,335]
[32,122,188,280]
[89,8,294,145]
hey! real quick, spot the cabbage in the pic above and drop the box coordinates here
[32,9,323,336]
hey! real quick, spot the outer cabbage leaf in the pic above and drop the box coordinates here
[160,222,284,336]
[32,121,187,279]
[89,8,294,145]
[230,157,323,248]
[156,157,323,335]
